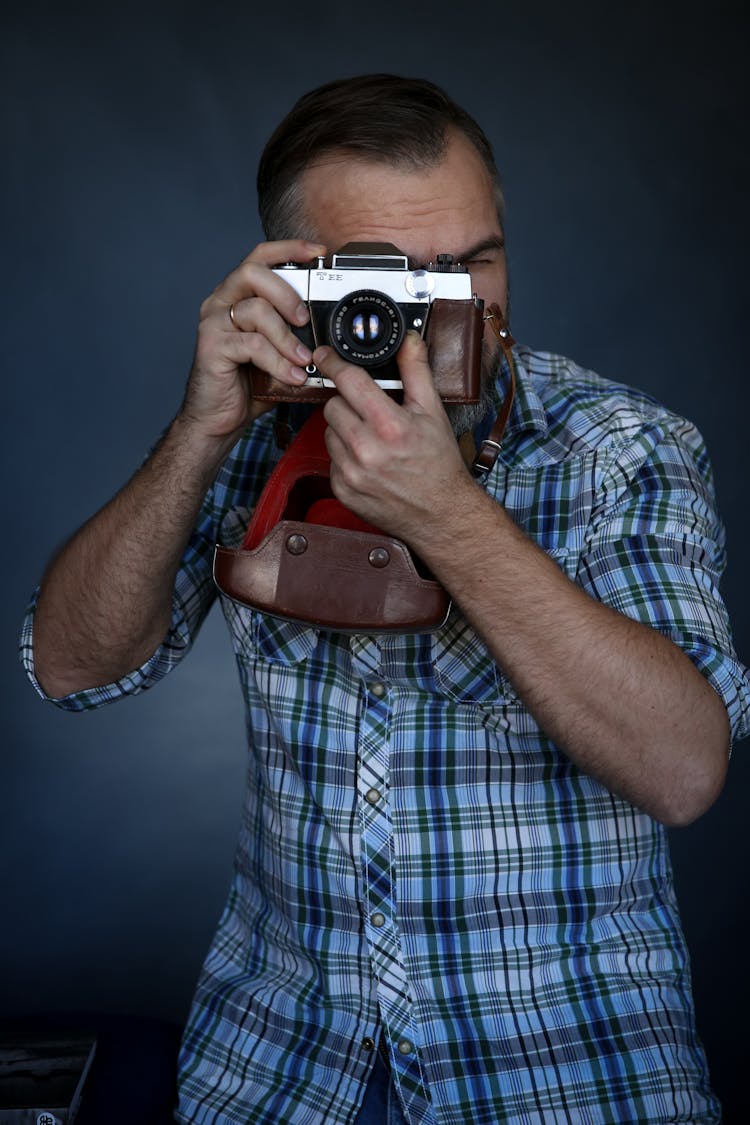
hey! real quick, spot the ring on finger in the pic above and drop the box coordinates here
[228,302,240,330]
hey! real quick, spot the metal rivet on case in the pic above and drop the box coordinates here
[286,534,308,555]
[368,547,390,568]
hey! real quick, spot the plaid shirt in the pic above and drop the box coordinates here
[21,346,750,1124]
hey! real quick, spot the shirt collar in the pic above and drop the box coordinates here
[473,346,549,448]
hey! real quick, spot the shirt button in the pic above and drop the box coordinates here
[371,912,386,928]
[397,1038,415,1056]
[370,681,387,698]
[362,1036,376,1051]
[365,788,381,805]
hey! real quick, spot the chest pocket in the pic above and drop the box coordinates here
[432,610,515,706]
[222,599,320,666]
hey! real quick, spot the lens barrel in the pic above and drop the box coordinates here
[329,290,405,366]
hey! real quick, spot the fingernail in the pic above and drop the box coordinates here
[313,346,330,363]
[289,366,307,383]
[296,342,312,363]
[305,241,325,251]
[295,303,309,324]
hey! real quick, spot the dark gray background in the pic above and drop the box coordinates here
[3,0,748,1117]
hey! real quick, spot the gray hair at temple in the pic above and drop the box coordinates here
[257,74,505,241]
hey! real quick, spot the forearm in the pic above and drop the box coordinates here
[311,337,730,825]
[33,414,237,697]
[32,239,331,697]
[414,480,730,826]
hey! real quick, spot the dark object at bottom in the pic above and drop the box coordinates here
[0,1033,96,1123]
[0,1016,180,1125]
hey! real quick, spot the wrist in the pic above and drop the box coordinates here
[405,469,489,558]
[170,410,244,470]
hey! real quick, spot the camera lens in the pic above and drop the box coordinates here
[329,290,405,366]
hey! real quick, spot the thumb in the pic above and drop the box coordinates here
[397,330,441,414]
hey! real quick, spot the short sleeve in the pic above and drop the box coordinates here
[577,416,750,745]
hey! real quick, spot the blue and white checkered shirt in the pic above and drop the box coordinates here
[21,346,750,1124]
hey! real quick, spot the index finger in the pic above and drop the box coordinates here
[313,345,402,427]
[244,240,326,270]
[211,239,326,309]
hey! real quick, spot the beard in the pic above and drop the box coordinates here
[443,337,504,438]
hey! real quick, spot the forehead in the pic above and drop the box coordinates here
[298,131,501,263]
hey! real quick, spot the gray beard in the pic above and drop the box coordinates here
[443,341,503,438]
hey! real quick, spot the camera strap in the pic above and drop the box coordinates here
[471,303,517,478]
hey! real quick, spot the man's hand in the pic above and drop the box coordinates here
[181,239,326,441]
[317,332,473,540]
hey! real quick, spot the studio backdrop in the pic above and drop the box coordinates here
[2,0,748,1118]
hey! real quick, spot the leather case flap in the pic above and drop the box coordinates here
[214,522,450,633]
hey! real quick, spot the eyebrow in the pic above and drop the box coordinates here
[408,236,506,270]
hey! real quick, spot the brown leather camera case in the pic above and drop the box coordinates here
[248,297,483,404]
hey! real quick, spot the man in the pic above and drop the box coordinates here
[22,75,749,1123]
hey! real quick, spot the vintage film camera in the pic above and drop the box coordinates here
[248,242,484,404]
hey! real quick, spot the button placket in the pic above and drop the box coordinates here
[354,636,428,1113]
[358,678,392,931]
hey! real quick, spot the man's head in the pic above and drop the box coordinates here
[257,74,505,241]
[257,75,509,433]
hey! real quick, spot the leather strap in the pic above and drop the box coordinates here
[471,304,516,478]
[273,402,293,450]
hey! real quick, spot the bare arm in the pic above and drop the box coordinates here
[33,417,235,697]
[33,239,326,698]
[316,334,730,826]
[415,484,729,827]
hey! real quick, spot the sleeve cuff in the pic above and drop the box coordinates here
[679,632,750,749]
[19,587,193,712]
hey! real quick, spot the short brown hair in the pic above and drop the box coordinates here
[257,74,504,239]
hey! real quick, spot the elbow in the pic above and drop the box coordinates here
[657,730,730,829]
[658,776,725,828]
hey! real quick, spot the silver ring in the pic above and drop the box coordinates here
[228,302,240,330]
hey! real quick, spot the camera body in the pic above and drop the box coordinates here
[248,242,484,404]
